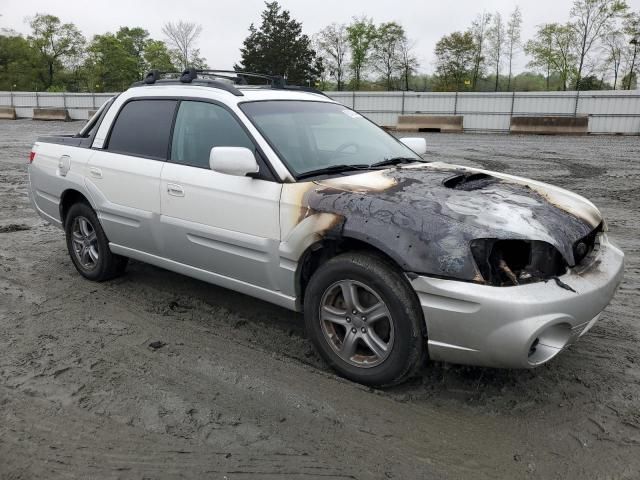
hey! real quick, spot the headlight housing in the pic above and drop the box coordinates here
[470,239,567,286]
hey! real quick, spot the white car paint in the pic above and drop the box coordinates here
[82,85,335,310]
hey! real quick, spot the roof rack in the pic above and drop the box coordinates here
[130,69,244,96]
[130,68,327,97]
[197,69,284,86]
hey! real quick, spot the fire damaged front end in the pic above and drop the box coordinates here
[289,162,624,369]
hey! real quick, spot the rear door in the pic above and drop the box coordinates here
[87,99,177,255]
[160,100,282,290]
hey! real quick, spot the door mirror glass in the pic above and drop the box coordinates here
[399,137,427,155]
[209,147,259,177]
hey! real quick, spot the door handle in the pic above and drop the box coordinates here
[167,183,185,197]
[89,167,102,179]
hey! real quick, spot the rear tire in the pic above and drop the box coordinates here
[304,252,424,387]
[64,202,128,281]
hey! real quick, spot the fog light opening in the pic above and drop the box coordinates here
[528,323,572,366]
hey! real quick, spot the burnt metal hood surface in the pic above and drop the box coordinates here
[305,162,602,282]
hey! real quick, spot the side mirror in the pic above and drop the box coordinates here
[209,147,259,177]
[400,137,427,155]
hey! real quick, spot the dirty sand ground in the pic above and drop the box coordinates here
[0,120,639,479]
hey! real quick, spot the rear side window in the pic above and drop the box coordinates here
[107,100,177,159]
[170,101,254,168]
[78,97,114,138]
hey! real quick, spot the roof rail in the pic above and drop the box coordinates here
[131,68,327,97]
[196,70,278,85]
[130,68,244,96]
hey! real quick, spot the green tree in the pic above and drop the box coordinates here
[570,0,629,90]
[525,23,577,90]
[84,33,137,91]
[143,39,175,72]
[579,74,610,88]
[409,73,435,92]
[512,71,565,91]
[549,25,578,90]
[27,14,85,89]
[116,27,149,77]
[434,31,475,91]
[61,40,87,92]
[236,1,321,85]
[370,21,405,90]
[525,24,554,89]
[0,33,40,90]
[346,17,376,90]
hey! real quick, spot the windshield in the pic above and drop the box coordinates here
[239,101,422,177]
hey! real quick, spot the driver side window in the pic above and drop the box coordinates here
[170,101,255,169]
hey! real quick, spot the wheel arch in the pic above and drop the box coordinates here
[295,234,409,307]
[59,189,93,228]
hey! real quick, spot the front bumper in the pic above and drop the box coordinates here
[410,234,624,369]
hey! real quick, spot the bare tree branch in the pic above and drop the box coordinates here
[162,20,203,70]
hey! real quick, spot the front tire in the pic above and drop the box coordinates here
[304,252,424,387]
[64,202,128,281]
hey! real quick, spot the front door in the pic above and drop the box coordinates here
[159,100,282,290]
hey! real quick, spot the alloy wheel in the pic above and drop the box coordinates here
[70,216,99,271]
[319,279,394,368]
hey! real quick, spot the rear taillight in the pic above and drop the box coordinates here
[29,151,36,163]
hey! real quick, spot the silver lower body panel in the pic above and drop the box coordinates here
[411,235,625,369]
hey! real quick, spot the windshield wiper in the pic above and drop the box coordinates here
[296,157,425,180]
[296,164,372,180]
[370,157,424,168]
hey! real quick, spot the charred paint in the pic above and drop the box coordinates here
[291,163,601,284]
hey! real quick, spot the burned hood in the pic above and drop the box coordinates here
[304,162,602,281]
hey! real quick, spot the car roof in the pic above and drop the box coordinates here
[123,84,334,105]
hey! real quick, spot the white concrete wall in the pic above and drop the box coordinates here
[1,90,639,134]
[0,92,115,120]
[328,90,640,134]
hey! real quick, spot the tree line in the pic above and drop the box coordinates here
[0,14,206,92]
[1,0,638,93]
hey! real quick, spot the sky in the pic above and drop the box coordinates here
[1,0,639,75]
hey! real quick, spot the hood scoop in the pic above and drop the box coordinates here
[443,172,499,191]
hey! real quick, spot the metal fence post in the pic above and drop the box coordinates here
[453,91,459,115]
[574,90,580,117]
[62,92,67,109]
[92,92,96,109]
[10,91,14,107]
[35,91,39,108]
[401,90,405,115]
[510,91,516,121]
[352,90,356,110]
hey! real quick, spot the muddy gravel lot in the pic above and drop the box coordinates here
[1,119,639,479]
